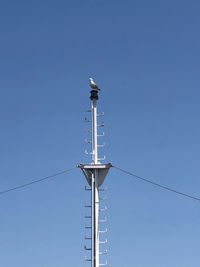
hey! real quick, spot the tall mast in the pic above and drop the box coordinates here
[91,89,100,267]
[79,80,112,267]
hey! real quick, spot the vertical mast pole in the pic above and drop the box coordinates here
[91,99,98,165]
[79,81,111,267]
[91,90,99,267]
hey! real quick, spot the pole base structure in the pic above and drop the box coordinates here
[79,163,112,267]
[79,164,112,187]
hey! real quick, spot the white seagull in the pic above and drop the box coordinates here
[89,78,101,91]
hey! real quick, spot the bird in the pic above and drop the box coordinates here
[89,78,101,91]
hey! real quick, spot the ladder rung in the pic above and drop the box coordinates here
[85,258,92,262]
[99,262,107,266]
[99,187,107,191]
[85,226,92,229]
[85,186,91,191]
[84,246,92,251]
[99,197,107,200]
[99,239,108,244]
[85,215,92,219]
[85,204,91,208]
[99,250,108,255]
[99,228,108,233]
[100,206,107,212]
[85,236,92,240]
[99,217,107,222]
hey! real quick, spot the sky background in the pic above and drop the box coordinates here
[0,0,200,266]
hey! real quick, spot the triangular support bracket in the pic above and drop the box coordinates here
[78,163,112,187]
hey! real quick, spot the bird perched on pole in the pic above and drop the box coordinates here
[89,78,101,91]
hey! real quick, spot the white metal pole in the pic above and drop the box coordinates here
[80,83,111,267]
[91,170,100,267]
[91,97,100,267]
[91,99,98,165]
[95,169,99,267]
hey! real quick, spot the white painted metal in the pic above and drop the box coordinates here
[80,164,111,187]
[91,96,100,267]
[79,85,111,267]
[91,169,100,267]
[91,99,98,165]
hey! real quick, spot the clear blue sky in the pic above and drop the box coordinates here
[0,0,200,266]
